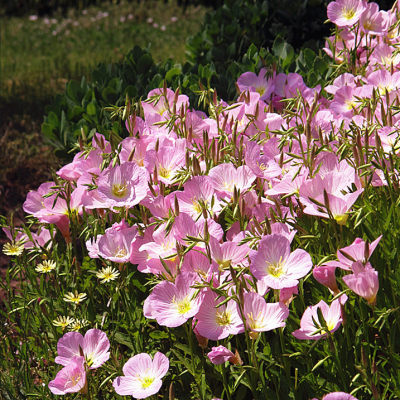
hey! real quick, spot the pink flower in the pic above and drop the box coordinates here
[207,345,238,365]
[317,393,359,400]
[327,0,366,27]
[237,68,274,101]
[243,292,289,333]
[313,265,339,294]
[113,352,169,399]
[143,272,203,327]
[49,356,86,395]
[195,289,244,340]
[343,262,379,305]
[250,234,312,289]
[55,329,110,369]
[97,162,149,209]
[292,298,345,340]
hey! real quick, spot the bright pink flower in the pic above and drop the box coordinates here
[207,346,236,365]
[143,272,203,327]
[49,356,86,395]
[343,262,379,305]
[55,329,110,369]
[250,234,312,289]
[195,289,244,340]
[113,352,169,399]
[292,298,345,340]
[242,292,289,333]
[327,0,366,27]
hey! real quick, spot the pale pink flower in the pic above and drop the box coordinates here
[327,0,366,27]
[208,163,256,199]
[243,292,289,333]
[97,162,149,209]
[49,356,86,395]
[174,175,220,218]
[195,289,244,340]
[55,329,110,369]
[324,235,382,271]
[209,237,250,270]
[343,262,379,305]
[250,234,312,289]
[113,352,169,399]
[360,2,388,36]
[237,68,274,101]
[143,272,203,327]
[292,298,345,340]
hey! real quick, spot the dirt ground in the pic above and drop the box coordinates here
[0,102,61,296]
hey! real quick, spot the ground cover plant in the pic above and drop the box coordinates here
[3,0,400,399]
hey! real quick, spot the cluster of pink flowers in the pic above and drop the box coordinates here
[15,0,400,396]
[49,328,169,398]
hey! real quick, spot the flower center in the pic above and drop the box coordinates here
[176,298,192,314]
[267,257,285,278]
[256,86,266,96]
[140,376,155,389]
[158,167,171,179]
[114,247,128,258]
[343,7,355,20]
[111,183,128,198]
[215,310,232,326]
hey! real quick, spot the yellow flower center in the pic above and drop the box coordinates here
[111,183,128,198]
[343,7,355,20]
[256,86,266,96]
[215,310,232,326]
[140,376,155,389]
[69,372,81,386]
[158,167,171,179]
[176,297,192,314]
[267,257,285,278]
[114,247,128,258]
[334,214,348,225]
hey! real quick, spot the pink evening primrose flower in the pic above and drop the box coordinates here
[242,292,289,333]
[49,356,86,395]
[143,272,203,328]
[195,289,244,340]
[113,352,169,399]
[313,393,359,400]
[327,0,366,27]
[97,162,149,209]
[236,68,274,101]
[343,261,379,306]
[292,297,345,340]
[207,345,239,365]
[250,234,312,289]
[55,329,110,369]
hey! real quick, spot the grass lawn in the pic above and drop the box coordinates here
[0,0,206,103]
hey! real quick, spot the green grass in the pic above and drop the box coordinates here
[0,0,206,101]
